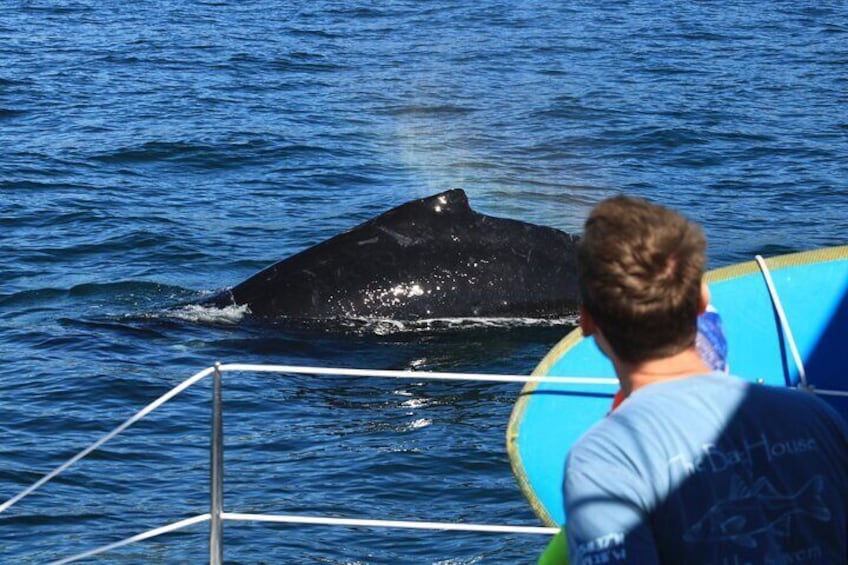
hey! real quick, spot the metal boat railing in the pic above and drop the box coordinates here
[0,363,618,564]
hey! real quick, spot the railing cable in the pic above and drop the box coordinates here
[223,512,559,534]
[2,365,612,519]
[3,364,611,562]
[45,511,558,565]
[47,513,211,565]
[0,367,214,515]
[811,388,848,398]
[218,363,618,386]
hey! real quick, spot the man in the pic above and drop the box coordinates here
[563,196,848,564]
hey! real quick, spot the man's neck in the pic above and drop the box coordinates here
[614,346,711,398]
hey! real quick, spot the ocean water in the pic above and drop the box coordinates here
[1,1,847,563]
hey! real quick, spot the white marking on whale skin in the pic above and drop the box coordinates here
[376,226,414,247]
[357,236,380,245]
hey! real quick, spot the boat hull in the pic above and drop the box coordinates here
[508,246,848,526]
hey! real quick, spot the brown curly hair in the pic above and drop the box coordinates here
[577,196,706,363]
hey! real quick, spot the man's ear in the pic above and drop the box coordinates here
[699,282,710,315]
[579,304,596,337]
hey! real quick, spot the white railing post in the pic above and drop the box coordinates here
[209,363,224,565]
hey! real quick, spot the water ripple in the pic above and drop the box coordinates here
[2,0,847,562]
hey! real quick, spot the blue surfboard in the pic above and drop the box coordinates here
[507,246,848,527]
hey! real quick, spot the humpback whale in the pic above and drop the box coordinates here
[203,189,580,320]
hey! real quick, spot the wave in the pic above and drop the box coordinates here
[0,281,195,309]
[0,108,28,119]
[88,139,337,170]
[90,140,227,165]
[156,303,577,335]
[378,104,478,118]
[155,303,251,325]
[332,315,578,336]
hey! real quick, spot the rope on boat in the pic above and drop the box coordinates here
[755,254,808,389]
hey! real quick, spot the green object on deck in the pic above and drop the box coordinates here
[537,528,568,565]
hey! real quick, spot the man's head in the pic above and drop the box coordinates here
[577,196,707,364]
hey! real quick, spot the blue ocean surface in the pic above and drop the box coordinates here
[1,1,846,563]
